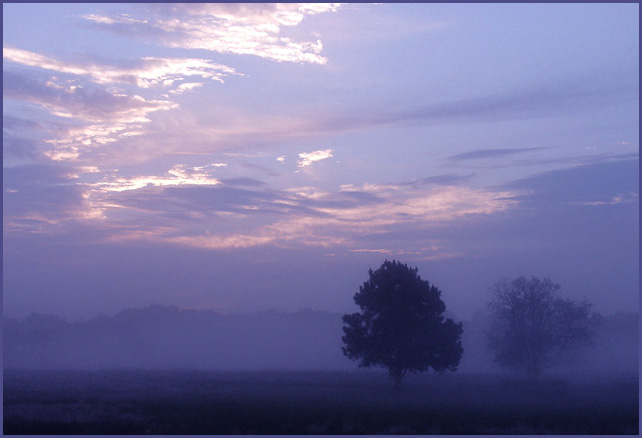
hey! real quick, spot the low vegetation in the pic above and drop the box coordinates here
[4,369,638,434]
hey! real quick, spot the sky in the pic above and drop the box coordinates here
[3,3,639,321]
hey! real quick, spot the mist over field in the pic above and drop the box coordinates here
[4,305,637,376]
[3,306,639,434]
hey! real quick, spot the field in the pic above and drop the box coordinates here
[3,369,639,435]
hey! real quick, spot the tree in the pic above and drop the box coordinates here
[486,276,600,379]
[342,260,463,386]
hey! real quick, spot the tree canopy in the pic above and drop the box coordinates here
[342,260,463,385]
[486,276,600,379]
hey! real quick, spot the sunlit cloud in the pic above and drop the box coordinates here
[90,181,521,258]
[83,3,342,64]
[349,248,393,254]
[287,186,331,199]
[3,70,177,161]
[298,149,333,167]
[87,164,221,193]
[3,47,241,90]
[168,82,203,95]
[3,46,245,162]
[340,182,399,193]
[63,166,102,180]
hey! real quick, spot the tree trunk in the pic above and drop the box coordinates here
[527,356,541,380]
[389,367,406,389]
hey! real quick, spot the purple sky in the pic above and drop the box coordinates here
[3,3,639,321]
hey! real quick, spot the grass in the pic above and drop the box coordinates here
[3,369,639,434]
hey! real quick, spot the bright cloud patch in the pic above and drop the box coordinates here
[83,3,341,64]
[87,164,221,193]
[3,47,241,90]
[3,72,178,161]
[298,149,333,167]
[3,47,239,161]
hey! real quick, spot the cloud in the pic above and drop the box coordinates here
[3,164,96,233]
[168,82,203,95]
[3,47,241,90]
[83,3,342,64]
[500,156,639,207]
[4,141,523,258]
[81,179,521,256]
[219,177,266,187]
[125,76,636,164]
[3,46,247,163]
[449,147,545,161]
[340,174,473,192]
[570,193,638,207]
[298,149,333,167]
[86,164,221,193]
[3,70,177,161]
[309,76,638,137]
[3,132,39,162]
[3,71,174,123]
[159,185,518,253]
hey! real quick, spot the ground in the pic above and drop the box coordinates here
[3,369,639,434]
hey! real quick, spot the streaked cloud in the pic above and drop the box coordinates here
[168,82,203,95]
[449,147,545,161]
[219,177,266,187]
[3,46,243,162]
[3,47,241,90]
[3,71,176,125]
[298,149,333,167]
[79,180,521,257]
[83,3,342,64]
[2,164,95,233]
[86,164,221,193]
[3,70,178,161]
[501,157,639,207]
[570,193,638,207]
[310,77,638,136]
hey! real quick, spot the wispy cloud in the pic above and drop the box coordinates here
[502,157,640,208]
[125,77,637,164]
[81,180,520,255]
[86,164,221,193]
[219,177,266,187]
[3,70,178,161]
[340,174,473,193]
[309,77,638,137]
[3,45,248,162]
[570,192,638,207]
[2,164,97,232]
[449,147,545,161]
[298,149,333,167]
[83,3,342,64]
[3,46,241,90]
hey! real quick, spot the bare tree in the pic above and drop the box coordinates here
[486,276,599,379]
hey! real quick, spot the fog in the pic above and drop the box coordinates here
[4,305,638,434]
[3,305,637,377]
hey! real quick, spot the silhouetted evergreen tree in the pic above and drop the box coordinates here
[486,276,600,379]
[342,260,463,385]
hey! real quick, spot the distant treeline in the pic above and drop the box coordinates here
[3,305,638,374]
